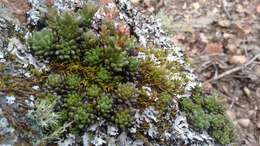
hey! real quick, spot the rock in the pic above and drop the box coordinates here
[192,2,200,10]
[199,33,208,43]
[229,55,248,64]
[257,121,260,129]
[256,88,260,98]
[243,87,251,97]
[255,65,260,76]
[234,21,251,36]
[236,4,244,13]
[248,110,255,117]
[218,20,231,27]
[0,50,4,59]
[131,0,140,5]
[226,42,237,53]
[238,118,251,128]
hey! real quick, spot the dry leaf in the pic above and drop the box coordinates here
[131,0,140,5]
[234,21,251,36]
[229,55,248,64]
[256,4,260,13]
[0,0,8,4]
[205,43,223,54]
[45,0,54,7]
[116,23,130,35]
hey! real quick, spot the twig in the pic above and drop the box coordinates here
[208,53,260,82]
[221,0,233,20]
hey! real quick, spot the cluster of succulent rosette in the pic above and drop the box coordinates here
[26,4,234,145]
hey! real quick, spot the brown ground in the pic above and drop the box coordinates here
[157,0,260,145]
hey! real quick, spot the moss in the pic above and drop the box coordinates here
[179,90,234,144]
[0,78,4,88]
[155,92,172,109]
[209,114,234,145]
[180,98,192,111]
[203,96,224,114]
[115,109,132,128]
[190,108,210,130]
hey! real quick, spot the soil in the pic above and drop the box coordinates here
[156,0,260,145]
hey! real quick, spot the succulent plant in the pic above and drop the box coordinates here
[97,95,113,114]
[64,92,82,108]
[96,67,111,83]
[127,56,139,73]
[54,39,80,60]
[30,28,54,58]
[82,30,99,49]
[115,109,132,128]
[46,73,62,87]
[116,83,137,100]
[179,97,194,113]
[79,5,97,27]
[84,48,103,66]
[65,74,81,88]
[73,104,95,128]
[86,84,101,98]
[108,51,129,72]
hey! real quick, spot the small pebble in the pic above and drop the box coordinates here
[238,118,251,128]
[257,121,260,129]
[229,55,248,64]
[5,95,16,105]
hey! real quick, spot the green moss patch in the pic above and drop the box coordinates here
[179,88,234,145]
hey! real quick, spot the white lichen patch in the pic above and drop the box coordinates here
[6,37,46,70]
[58,134,76,146]
[5,95,15,105]
[171,113,214,145]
